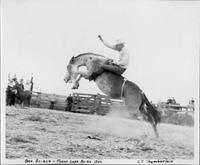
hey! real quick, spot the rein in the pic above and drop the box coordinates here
[121,78,127,100]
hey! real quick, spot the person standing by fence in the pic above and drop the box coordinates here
[49,94,56,110]
[65,94,73,111]
[6,74,16,106]
[19,79,24,90]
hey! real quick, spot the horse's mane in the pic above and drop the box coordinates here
[69,52,107,64]
[75,52,106,59]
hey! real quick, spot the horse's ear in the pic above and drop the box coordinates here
[70,56,75,64]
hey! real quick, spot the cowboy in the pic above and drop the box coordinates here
[8,78,15,88]
[12,77,18,86]
[19,78,25,90]
[98,35,130,75]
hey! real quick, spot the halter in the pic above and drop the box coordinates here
[121,78,127,100]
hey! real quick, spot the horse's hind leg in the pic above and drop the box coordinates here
[19,99,24,109]
[153,124,159,138]
[126,103,151,137]
[149,115,159,138]
[139,104,159,138]
[22,101,25,109]
[143,109,159,138]
[138,107,151,137]
[28,98,31,107]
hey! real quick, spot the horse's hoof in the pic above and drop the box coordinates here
[72,83,79,89]
[72,86,78,89]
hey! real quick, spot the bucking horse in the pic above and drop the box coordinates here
[64,53,161,137]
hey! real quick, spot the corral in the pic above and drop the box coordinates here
[29,91,194,126]
[30,92,124,114]
[30,92,67,110]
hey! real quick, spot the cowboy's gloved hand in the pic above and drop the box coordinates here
[98,35,103,41]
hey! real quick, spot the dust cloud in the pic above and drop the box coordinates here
[83,107,151,138]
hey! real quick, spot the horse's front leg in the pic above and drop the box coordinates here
[71,74,82,89]
[71,71,92,89]
[78,71,92,79]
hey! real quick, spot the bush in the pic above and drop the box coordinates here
[161,111,194,126]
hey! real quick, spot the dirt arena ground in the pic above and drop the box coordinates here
[5,106,194,159]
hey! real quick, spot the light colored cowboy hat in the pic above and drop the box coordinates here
[115,39,125,45]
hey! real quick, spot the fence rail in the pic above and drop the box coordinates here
[30,92,113,114]
[30,91,67,110]
[71,92,111,114]
[30,91,194,117]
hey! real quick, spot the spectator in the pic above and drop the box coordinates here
[172,97,176,104]
[6,79,16,106]
[25,80,31,90]
[65,94,73,111]
[49,94,56,110]
[19,78,24,90]
[13,77,18,85]
[189,98,195,111]
[167,98,172,104]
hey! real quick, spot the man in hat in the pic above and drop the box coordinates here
[89,35,130,80]
[6,76,16,106]
[25,80,31,91]
[49,94,56,110]
[99,35,129,73]
[12,77,18,86]
[65,94,73,111]
[19,78,24,90]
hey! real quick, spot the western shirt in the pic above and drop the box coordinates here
[116,47,130,69]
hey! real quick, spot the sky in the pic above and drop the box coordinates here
[2,0,200,105]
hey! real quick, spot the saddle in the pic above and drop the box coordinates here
[89,69,104,81]
[89,61,126,81]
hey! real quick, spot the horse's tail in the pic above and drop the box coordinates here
[140,93,161,126]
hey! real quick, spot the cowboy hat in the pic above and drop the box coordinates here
[115,39,125,45]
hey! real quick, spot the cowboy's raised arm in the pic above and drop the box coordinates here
[98,35,116,50]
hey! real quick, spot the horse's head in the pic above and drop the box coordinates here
[64,56,79,84]
[64,53,107,86]
[64,65,73,83]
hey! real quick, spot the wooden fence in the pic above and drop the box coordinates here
[30,92,67,110]
[30,91,117,114]
[30,92,194,118]
[71,93,111,115]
